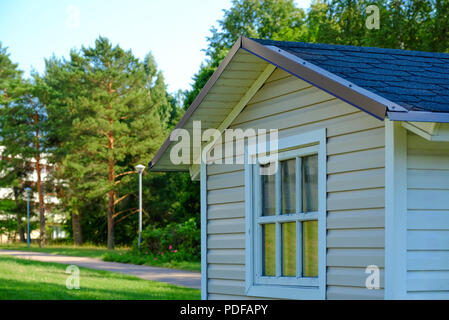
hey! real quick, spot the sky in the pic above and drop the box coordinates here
[0,0,312,94]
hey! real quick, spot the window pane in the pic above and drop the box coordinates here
[263,224,276,276]
[282,222,296,277]
[303,220,318,277]
[261,164,276,216]
[302,154,318,212]
[281,159,296,214]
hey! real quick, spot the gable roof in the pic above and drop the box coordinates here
[149,36,449,172]
[253,38,449,113]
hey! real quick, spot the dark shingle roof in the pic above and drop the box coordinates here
[253,39,449,113]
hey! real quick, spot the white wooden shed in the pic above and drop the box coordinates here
[150,36,449,300]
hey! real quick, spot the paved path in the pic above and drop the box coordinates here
[0,250,201,289]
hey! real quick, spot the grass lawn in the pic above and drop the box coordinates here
[0,243,125,259]
[0,255,200,300]
[0,243,201,272]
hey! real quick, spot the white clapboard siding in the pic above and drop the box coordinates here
[406,131,449,299]
[208,202,246,220]
[208,218,245,234]
[207,171,245,190]
[327,209,385,229]
[208,234,245,249]
[208,249,245,264]
[208,279,246,296]
[327,228,384,248]
[327,286,384,300]
[207,187,245,205]
[327,267,385,288]
[205,68,385,299]
[327,168,385,192]
[407,271,449,292]
[327,249,385,268]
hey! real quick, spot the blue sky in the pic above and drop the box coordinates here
[0,0,311,93]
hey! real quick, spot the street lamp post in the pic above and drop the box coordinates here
[25,187,31,248]
[135,164,145,250]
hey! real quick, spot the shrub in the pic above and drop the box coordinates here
[139,218,200,261]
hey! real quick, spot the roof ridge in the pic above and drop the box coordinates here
[251,38,449,60]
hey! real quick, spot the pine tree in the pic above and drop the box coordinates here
[0,44,49,245]
[45,37,170,249]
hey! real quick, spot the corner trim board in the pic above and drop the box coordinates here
[384,119,407,299]
[200,161,208,300]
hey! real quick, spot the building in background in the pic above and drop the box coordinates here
[0,147,65,243]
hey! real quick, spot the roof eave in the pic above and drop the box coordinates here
[388,111,449,123]
[149,36,404,171]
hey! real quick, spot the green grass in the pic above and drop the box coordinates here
[103,251,201,272]
[0,243,201,272]
[0,255,200,300]
[0,243,124,259]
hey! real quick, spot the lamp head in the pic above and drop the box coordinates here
[135,164,145,174]
[25,187,31,193]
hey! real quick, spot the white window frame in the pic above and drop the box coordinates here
[245,129,327,300]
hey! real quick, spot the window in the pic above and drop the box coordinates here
[245,129,326,300]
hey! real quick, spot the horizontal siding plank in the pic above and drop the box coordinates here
[327,229,384,248]
[208,218,245,234]
[327,127,385,156]
[327,168,385,192]
[208,264,246,281]
[327,249,384,268]
[327,209,385,229]
[208,187,245,205]
[236,87,332,124]
[408,154,449,170]
[408,230,449,250]
[208,293,268,300]
[250,75,311,104]
[208,249,245,264]
[327,267,384,288]
[208,279,246,296]
[327,188,384,211]
[208,171,244,190]
[407,251,449,271]
[407,211,449,230]
[407,271,449,292]
[235,100,356,130]
[408,189,449,210]
[326,113,384,137]
[208,164,244,176]
[208,233,245,249]
[407,169,449,190]
[327,286,384,300]
[208,202,245,220]
[327,148,385,174]
[406,291,449,300]
[265,67,290,82]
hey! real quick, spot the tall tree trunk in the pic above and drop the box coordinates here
[34,111,46,247]
[72,209,83,246]
[106,81,115,250]
[13,188,25,243]
[107,189,115,250]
